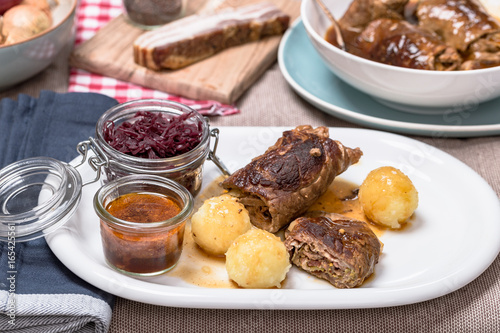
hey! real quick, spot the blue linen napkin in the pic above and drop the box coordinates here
[0,91,119,333]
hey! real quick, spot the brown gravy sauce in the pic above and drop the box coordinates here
[324,25,341,48]
[167,176,383,288]
[308,178,385,238]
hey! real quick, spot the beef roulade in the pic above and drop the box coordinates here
[221,125,362,233]
[284,212,382,289]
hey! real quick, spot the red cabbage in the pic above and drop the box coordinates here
[103,111,203,159]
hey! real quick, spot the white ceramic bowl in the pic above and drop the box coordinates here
[301,0,500,114]
[0,0,77,90]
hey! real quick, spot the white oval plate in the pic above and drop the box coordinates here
[46,127,500,309]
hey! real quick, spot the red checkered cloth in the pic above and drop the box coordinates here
[68,0,240,116]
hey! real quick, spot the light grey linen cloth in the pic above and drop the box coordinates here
[0,292,111,333]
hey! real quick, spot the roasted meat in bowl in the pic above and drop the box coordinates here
[301,0,500,113]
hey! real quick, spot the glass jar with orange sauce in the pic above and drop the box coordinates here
[93,174,193,276]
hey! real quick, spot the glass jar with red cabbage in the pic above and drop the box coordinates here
[88,99,214,196]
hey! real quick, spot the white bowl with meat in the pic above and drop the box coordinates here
[301,0,500,114]
[0,0,77,90]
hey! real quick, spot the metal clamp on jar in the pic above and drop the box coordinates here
[75,99,230,196]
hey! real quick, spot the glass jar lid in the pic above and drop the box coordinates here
[0,157,82,242]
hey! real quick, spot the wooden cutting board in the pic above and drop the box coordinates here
[69,0,301,104]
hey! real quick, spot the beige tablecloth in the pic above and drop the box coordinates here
[1,44,499,333]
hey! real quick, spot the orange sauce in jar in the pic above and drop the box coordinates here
[106,193,181,222]
[100,192,186,275]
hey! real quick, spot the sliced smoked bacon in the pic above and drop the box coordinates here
[133,2,290,70]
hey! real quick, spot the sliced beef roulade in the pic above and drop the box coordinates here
[284,212,382,289]
[221,126,362,233]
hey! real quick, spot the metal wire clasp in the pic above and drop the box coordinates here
[208,128,231,176]
[74,137,109,186]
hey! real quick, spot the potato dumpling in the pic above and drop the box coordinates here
[191,194,251,256]
[225,229,291,289]
[358,166,418,229]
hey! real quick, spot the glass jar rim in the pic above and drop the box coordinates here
[94,99,210,170]
[93,174,194,229]
[0,157,82,242]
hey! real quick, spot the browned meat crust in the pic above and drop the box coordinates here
[339,0,409,33]
[415,0,500,69]
[221,126,362,233]
[284,212,382,289]
[335,0,500,70]
[415,0,500,52]
[351,18,461,70]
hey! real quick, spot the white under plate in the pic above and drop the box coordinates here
[278,20,500,138]
[46,127,500,309]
